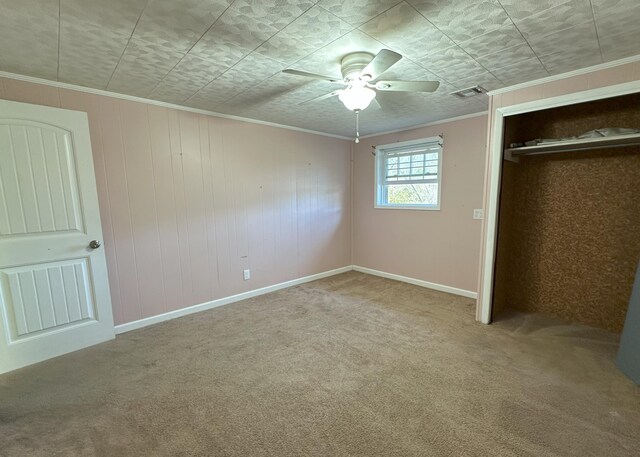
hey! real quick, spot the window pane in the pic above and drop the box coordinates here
[386,183,438,206]
[377,138,441,208]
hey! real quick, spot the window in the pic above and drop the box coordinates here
[375,136,442,210]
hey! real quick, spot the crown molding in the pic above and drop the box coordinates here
[488,54,640,96]
[359,111,488,139]
[0,70,353,141]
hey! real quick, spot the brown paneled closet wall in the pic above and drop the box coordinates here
[493,93,640,332]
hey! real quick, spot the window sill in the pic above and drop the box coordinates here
[374,204,441,211]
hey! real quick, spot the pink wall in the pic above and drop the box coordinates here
[352,114,488,293]
[0,77,352,325]
[477,59,640,320]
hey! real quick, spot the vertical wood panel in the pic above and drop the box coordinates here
[56,133,83,231]
[74,263,91,319]
[0,125,26,234]
[48,266,70,325]
[98,96,140,324]
[1,77,353,326]
[9,273,31,334]
[208,118,233,298]
[178,112,211,304]
[10,126,41,232]
[18,271,43,332]
[25,127,56,231]
[61,264,81,322]
[33,268,56,328]
[41,129,69,230]
[119,100,165,319]
[0,79,54,106]
[222,125,245,293]
[198,116,220,299]
[147,105,183,314]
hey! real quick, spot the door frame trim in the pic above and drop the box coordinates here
[477,79,640,324]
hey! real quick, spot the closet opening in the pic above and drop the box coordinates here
[491,92,640,333]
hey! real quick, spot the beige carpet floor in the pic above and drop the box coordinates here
[1,271,638,456]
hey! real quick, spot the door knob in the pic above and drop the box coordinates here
[89,240,102,249]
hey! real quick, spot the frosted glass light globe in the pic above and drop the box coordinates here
[339,86,376,111]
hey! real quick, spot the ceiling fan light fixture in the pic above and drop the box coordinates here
[338,86,376,111]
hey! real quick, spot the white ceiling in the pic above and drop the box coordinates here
[0,0,638,137]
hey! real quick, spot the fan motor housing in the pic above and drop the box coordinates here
[341,52,374,81]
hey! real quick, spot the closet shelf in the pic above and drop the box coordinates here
[504,133,640,161]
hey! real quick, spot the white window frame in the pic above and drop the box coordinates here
[374,136,443,211]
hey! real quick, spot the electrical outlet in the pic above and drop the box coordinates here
[473,209,484,220]
[243,269,251,281]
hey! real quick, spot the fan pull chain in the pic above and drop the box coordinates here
[355,109,360,143]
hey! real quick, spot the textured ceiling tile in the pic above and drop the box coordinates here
[592,0,638,12]
[475,43,537,72]
[540,49,602,74]
[449,71,503,92]
[232,0,316,30]
[148,81,201,104]
[115,38,186,81]
[288,80,347,104]
[190,8,278,61]
[414,46,483,78]
[427,61,488,84]
[254,31,319,65]
[199,53,286,103]
[409,0,511,42]
[498,0,572,21]
[0,0,629,137]
[514,0,594,40]
[379,58,440,82]
[457,24,526,59]
[318,0,404,26]
[258,79,343,108]
[0,0,58,79]
[593,2,640,38]
[496,57,549,86]
[359,2,455,60]
[189,42,248,67]
[164,54,229,87]
[107,73,162,98]
[58,23,129,88]
[132,0,232,52]
[290,30,387,79]
[527,21,599,58]
[60,0,147,36]
[599,28,640,62]
[282,5,354,48]
[185,86,231,111]
[221,89,293,112]
[224,53,285,83]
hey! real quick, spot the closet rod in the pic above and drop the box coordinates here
[504,133,640,162]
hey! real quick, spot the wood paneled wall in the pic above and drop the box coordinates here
[493,94,640,332]
[0,77,352,325]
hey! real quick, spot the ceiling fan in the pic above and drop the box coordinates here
[282,49,440,112]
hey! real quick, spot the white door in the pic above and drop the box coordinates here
[0,99,114,374]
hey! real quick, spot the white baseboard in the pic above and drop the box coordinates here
[352,265,478,299]
[114,266,353,334]
[114,264,477,334]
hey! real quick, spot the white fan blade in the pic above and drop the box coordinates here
[300,90,343,105]
[283,69,343,83]
[361,49,402,80]
[375,80,440,92]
